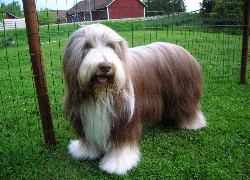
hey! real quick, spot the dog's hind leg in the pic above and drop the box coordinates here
[177,108,207,130]
[68,139,102,160]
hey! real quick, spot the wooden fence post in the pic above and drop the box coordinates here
[240,0,250,84]
[22,0,56,147]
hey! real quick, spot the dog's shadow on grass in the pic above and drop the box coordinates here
[65,153,106,177]
[143,121,179,134]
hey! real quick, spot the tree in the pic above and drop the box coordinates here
[212,0,243,20]
[145,0,186,16]
[200,0,244,21]
[173,0,186,13]
[37,8,56,25]
[199,0,213,15]
[199,0,244,34]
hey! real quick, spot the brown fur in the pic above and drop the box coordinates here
[62,24,206,174]
[128,43,203,125]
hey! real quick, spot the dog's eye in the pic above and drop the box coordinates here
[84,42,92,49]
[107,43,115,50]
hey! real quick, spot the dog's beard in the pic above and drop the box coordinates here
[91,76,116,103]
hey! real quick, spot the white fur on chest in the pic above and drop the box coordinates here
[80,96,113,151]
[80,81,135,151]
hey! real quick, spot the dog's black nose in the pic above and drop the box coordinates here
[99,62,112,73]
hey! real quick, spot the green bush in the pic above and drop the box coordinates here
[37,8,56,25]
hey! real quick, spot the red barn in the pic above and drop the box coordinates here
[3,12,19,19]
[66,0,145,23]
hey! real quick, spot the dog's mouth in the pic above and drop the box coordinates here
[92,75,113,85]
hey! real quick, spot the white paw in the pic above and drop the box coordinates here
[99,145,140,175]
[179,110,207,130]
[68,140,102,159]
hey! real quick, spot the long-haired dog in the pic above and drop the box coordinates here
[62,24,207,175]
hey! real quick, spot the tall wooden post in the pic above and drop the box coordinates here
[22,0,56,147]
[240,0,250,84]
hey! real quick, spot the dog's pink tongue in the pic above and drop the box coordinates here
[97,76,108,84]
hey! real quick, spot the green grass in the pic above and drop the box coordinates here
[0,19,249,179]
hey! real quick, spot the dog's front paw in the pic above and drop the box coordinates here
[99,144,140,175]
[68,140,102,159]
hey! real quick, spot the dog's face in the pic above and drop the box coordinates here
[62,24,128,96]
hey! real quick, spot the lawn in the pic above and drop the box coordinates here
[0,19,249,179]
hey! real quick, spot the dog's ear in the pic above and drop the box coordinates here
[119,39,128,50]
[116,39,129,61]
[62,29,87,111]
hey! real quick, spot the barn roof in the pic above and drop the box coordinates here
[51,10,67,19]
[67,0,145,14]
[3,12,19,19]
[91,0,114,9]
[67,0,113,14]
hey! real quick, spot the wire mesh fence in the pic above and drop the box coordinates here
[0,0,249,178]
